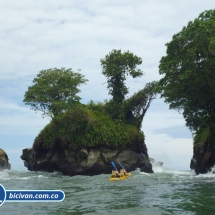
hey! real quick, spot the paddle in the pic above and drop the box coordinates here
[118,162,130,177]
[111,161,117,170]
[118,162,124,168]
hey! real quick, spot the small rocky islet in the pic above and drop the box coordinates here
[0,148,11,171]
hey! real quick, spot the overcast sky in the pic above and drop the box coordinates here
[1,0,214,171]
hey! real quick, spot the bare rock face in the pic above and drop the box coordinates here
[190,134,215,175]
[21,145,153,176]
[0,148,11,170]
[190,140,215,174]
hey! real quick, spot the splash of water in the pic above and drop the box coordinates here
[150,158,164,173]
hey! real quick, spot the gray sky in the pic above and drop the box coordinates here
[1,0,213,171]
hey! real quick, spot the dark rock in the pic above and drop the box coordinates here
[20,148,32,161]
[118,150,139,164]
[190,157,196,170]
[0,148,11,170]
[101,149,118,163]
[139,162,153,173]
[21,145,153,176]
[190,136,215,174]
[77,149,88,161]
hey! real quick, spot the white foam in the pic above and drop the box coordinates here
[151,159,164,173]
[163,168,195,176]
[139,172,150,176]
[152,165,164,173]
[178,165,215,178]
[0,169,50,181]
[0,169,11,180]
[195,167,215,178]
[14,176,32,180]
[13,174,48,180]
[195,174,215,178]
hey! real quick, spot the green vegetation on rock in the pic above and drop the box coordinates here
[34,104,144,151]
[123,81,158,129]
[25,50,157,151]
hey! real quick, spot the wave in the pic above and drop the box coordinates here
[0,169,10,180]
[151,159,164,173]
[152,165,164,173]
[195,166,215,178]
[163,169,194,175]
[1,164,215,181]
[0,169,62,181]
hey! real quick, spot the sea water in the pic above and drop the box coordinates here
[0,164,215,215]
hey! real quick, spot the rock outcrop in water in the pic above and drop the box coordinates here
[20,61,158,176]
[21,144,153,176]
[0,148,11,170]
[20,102,154,176]
[190,138,215,174]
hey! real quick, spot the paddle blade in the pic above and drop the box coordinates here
[111,161,117,169]
[118,162,124,168]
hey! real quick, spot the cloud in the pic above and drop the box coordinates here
[141,98,193,170]
[1,0,213,80]
[141,98,187,131]
[155,125,192,139]
[0,99,49,135]
[145,132,193,170]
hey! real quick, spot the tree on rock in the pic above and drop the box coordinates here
[101,49,143,119]
[158,9,215,137]
[124,81,158,129]
[23,68,88,118]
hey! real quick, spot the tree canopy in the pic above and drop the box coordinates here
[100,49,143,119]
[158,9,215,136]
[23,68,88,118]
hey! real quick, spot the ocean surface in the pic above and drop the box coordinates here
[0,164,215,215]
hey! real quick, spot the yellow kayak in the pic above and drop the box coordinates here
[109,173,131,181]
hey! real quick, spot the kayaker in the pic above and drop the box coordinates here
[120,166,129,176]
[111,167,121,178]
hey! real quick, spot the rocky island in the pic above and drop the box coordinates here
[0,148,11,170]
[21,50,157,176]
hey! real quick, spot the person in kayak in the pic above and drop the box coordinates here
[120,166,129,176]
[111,167,121,178]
